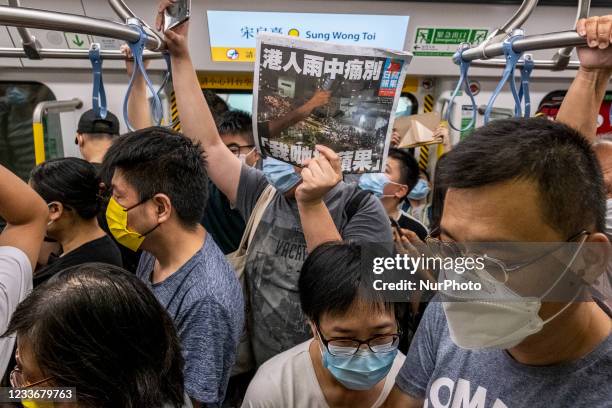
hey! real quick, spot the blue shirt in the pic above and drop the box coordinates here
[136,235,244,405]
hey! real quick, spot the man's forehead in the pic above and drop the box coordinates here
[441,180,560,242]
[111,170,134,195]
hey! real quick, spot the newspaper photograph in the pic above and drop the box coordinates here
[253,33,412,173]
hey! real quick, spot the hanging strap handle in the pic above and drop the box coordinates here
[89,43,107,120]
[123,21,163,132]
[445,43,478,133]
[518,54,535,118]
[156,51,180,128]
[484,32,524,124]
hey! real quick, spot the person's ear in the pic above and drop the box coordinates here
[75,133,85,147]
[47,202,64,222]
[151,194,172,224]
[307,319,318,339]
[395,185,409,199]
[574,232,610,285]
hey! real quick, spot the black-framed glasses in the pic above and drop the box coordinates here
[227,144,255,157]
[316,325,401,356]
[425,228,589,282]
[10,365,54,388]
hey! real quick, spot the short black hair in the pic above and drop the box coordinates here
[388,148,420,192]
[30,157,101,219]
[218,110,254,142]
[299,242,394,323]
[429,154,448,236]
[101,127,208,229]
[203,90,229,122]
[438,118,605,235]
[3,263,185,408]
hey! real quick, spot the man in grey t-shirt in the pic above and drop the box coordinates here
[236,162,391,365]
[393,301,611,408]
[159,6,392,369]
[383,19,612,405]
[103,129,243,407]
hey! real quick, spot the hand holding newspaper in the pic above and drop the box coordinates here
[253,33,412,173]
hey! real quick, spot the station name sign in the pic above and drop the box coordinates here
[206,11,409,62]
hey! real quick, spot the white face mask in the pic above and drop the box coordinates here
[442,236,587,350]
[238,148,256,165]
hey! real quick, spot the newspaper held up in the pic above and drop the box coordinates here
[253,33,412,173]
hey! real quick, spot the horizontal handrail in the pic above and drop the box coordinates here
[0,46,163,60]
[461,31,586,62]
[0,5,164,51]
[470,58,581,70]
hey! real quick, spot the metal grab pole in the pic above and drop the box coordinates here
[108,0,165,51]
[551,0,591,70]
[471,59,581,70]
[0,47,163,60]
[0,5,164,51]
[108,0,137,21]
[32,98,83,164]
[460,31,587,62]
[474,0,539,58]
[7,0,41,59]
[498,0,540,37]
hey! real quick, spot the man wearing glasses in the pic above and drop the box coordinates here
[383,16,612,408]
[243,242,404,408]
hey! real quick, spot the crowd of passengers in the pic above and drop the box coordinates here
[0,3,609,407]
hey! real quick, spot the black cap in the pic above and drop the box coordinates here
[77,109,120,135]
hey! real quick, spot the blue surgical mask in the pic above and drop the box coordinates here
[262,157,301,193]
[6,87,27,105]
[321,346,397,390]
[359,173,405,199]
[408,178,430,200]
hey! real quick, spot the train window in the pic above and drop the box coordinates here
[537,90,612,135]
[213,91,419,117]
[396,93,419,117]
[0,82,62,180]
[215,91,254,113]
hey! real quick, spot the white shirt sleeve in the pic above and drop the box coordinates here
[0,246,33,376]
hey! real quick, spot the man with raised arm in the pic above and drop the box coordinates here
[382,16,612,408]
[557,16,612,142]
[0,164,48,376]
[156,0,392,367]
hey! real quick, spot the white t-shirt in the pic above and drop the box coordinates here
[242,340,405,408]
[0,246,32,377]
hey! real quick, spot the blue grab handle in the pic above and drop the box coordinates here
[484,34,524,124]
[445,44,478,133]
[123,24,163,132]
[89,43,108,120]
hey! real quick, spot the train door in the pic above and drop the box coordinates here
[0,81,63,181]
[537,90,612,136]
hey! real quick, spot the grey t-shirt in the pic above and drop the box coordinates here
[396,302,612,408]
[236,164,392,366]
[136,236,244,406]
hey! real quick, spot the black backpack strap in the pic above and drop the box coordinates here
[346,188,372,223]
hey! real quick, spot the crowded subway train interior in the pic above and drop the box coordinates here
[0,0,609,407]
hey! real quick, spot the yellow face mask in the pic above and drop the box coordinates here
[22,400,54,408]
[105,197,153,252]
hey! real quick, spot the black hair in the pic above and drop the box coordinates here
[218,110,254,142]
[388,148,420,193]
[101,127,208,229]
[30,157,101,219]
[203,90,229,122]
[3,263,185,408]
[299,242,395,323]
[439,118,606,235]
[429,154,448,236]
